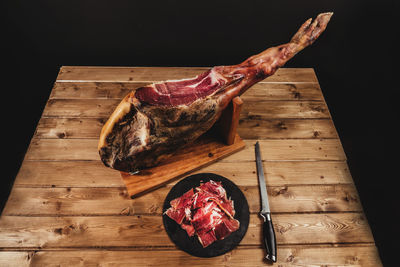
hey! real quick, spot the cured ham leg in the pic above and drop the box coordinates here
[99,13,333,173]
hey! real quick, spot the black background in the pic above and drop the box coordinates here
[3,0,396,265]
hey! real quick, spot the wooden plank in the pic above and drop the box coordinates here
[224,139,346,162]
[14,161,123,187]
[25,139,99,161]
[238,118,338,139]
[50,82,323,101]
[242,82,323,101]
[57,66,208,82]
[260,161,352,185]
[241,101,330,119]
[41,99,329,119]
[35,117,337,139]
[0,252,30,267]
[50,82,147,99]
[3,184,362,216]
[35,117,106,139]
[0,245,382,267]
[57,67,318,83]
[24,139,347,161]
[42,99,119,118]
[0,213,374,248]
[13,161,353,187]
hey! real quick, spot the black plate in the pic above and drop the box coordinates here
[162,173,250,258]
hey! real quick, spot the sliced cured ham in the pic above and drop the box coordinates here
[164,180,240,248]
[214,216,240,240]
[164,188,194,224]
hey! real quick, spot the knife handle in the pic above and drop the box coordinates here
[260,212,277,262]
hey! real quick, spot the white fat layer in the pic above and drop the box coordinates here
[128,111,149,155]
[185,207,191,218]
[187,69,213,88]
[153,68,226,90]
[209,180,226,197]
[153,75,199,84]
[210,209,223,226]
[137,112,149,147]
[193,194,198,207]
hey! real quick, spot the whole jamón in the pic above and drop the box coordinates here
[98,13,333,172]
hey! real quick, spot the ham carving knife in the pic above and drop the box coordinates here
[255,141,277,262]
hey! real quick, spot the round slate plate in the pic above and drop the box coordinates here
[162,173,250,258]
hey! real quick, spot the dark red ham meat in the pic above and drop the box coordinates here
[164,188,194,225]
[98,13,333,173]
[164,180,240,248]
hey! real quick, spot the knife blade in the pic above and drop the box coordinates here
[255,141,277,262]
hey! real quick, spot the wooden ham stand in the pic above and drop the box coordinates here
[120,96,246,198]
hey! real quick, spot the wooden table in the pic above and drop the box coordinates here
[0,67,382,266]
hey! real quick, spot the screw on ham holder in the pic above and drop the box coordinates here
[120,96,245,199]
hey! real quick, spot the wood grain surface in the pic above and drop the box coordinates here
[0,67,382,266]
[0,245,382,267]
